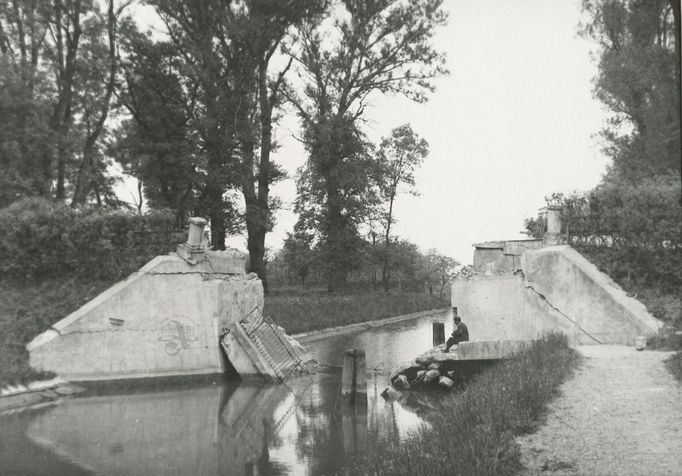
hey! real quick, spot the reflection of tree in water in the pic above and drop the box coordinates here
[290,373,351,474]
[243,418,289,476]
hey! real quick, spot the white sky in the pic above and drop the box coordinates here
[125,0,610,265]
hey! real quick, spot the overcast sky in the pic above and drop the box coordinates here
[130,0,610,265]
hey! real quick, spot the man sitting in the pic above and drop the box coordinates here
[444,316,469,352]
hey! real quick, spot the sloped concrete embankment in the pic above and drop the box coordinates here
[451,245,661,345]
[27,251,263,381]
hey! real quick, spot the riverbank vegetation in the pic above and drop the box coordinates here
[524,0,681,379]
[354,332,579,475]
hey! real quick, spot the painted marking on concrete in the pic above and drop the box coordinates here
[158,316,200,355]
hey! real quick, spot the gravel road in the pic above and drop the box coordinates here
[517,345,682,475]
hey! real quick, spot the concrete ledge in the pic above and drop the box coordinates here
[416,339,532,363]
[293,307,451,344]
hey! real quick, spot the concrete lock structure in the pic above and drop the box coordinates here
[451,210,662,345]
[28,219,309,382]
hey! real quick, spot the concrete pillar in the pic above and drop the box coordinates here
[341,349,367,402]
[543,205,563,246]
[177,217,209,263]
[546,206,562,235]
[187,217,207,248]
[432,322,445,347]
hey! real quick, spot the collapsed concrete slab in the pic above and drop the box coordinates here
[452,243,662,345]
[27,219,310,382]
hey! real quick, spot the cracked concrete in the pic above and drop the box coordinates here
[27,250,263,381]
[451,245,661,345]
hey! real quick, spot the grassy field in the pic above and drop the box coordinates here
[264,289,448,334]
[353,332,579,476]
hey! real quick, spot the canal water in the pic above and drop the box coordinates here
[0,309,451,476]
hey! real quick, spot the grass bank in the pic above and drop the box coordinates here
[616,282,682,382]
[264,290,447,334]
[352,332,579,476]
[0,277,116,387]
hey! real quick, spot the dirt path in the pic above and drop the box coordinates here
[518,345,682,475]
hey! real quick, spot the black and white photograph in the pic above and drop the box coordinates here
[1,0,680,474]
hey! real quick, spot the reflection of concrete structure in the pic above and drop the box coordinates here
[453,240,662,345]
[27,219,307,381]
[26,383,291,476]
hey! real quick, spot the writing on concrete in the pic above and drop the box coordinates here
[158,316,200,355]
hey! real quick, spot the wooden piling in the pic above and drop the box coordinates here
[341,349,367,402]
[432,322,445,347]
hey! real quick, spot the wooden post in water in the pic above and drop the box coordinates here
[341,349,367,402]
[432,322,445,347]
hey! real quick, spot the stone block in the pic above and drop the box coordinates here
[424,369,440,382]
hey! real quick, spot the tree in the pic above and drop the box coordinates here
[0,0,56,201]
[580,0,680,179]
[287,0,448,292]
[227,0,325,292]
[282,229,317,287]
[112,28,201,226]
[419,249,460,299]
[148,1,324,267]
[0,0,131,206]
[70,0,130,206]
[375,123,428,290]
[150,0,243,250]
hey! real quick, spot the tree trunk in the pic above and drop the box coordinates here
[381,192,396,291]
[71,0,115,207]
[325,177,346,293]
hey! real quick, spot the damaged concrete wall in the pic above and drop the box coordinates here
[520,246,661,341]
[27,251,263,381]
[451,274,603,344]
[472,240,542,274]
[452,245,662,345]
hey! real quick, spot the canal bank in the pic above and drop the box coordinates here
[0,309,448,475]
[2,308,584,476]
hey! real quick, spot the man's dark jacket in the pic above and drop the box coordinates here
[452,322,469,344]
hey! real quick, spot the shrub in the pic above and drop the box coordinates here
[0,198,183,280]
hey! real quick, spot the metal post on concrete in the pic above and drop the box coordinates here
[341,349,367,402]
[432,322,445,347]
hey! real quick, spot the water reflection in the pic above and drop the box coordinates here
[2,311,447,476]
